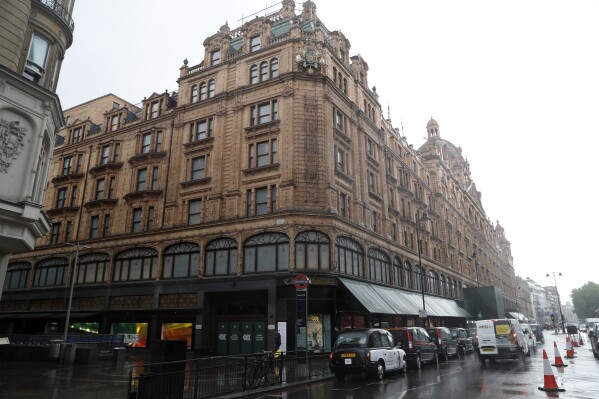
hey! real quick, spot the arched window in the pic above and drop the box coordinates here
[250,65,258,84]
[114,248,157,282]
[393,257,402,287]
[428,270,439,294]
[4,262,31,290]
[163,242,200,279]
[244,233,289,273]
[449,278,456,298]
[270,58,279,78]
[414,265,423,291]
[260,61,268,81]
[191,85,198,103]
[295,230,330,271]
[404,261,412,289]
[335,236,363,277]
[368,248,389,284]
[200,82,207,100]
[208,79,215,98]
[34,257,67,287]
[205,238,237,276]
[76,253,110,284]
[439,274,447,296]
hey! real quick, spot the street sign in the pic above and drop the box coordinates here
[419,310,427,318]
[293,274,311,290]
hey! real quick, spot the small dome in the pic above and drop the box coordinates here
[426,117,439,128]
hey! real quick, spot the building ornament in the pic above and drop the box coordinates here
[0,119,27,173]
[295,44,326,74]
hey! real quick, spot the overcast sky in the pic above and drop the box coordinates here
[57,0,599,307]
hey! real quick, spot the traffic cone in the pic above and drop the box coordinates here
[564,336,576,358]
[572,334,579,347]
[579,335,584,346]
[538,349,566,392]
[551,341,567,367]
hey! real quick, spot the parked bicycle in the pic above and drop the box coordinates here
[243,351,280,388]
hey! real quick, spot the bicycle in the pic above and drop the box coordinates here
[243,351,278,388]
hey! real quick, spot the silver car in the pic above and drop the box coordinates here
[519,323,537,355]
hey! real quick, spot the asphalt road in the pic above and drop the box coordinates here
[248,333,599,399]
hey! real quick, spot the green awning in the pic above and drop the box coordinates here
[339,278,396,314]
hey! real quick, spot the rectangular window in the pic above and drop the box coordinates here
[24,33,50,83]
[250,100,278,126]
[339,192,347,217]
[150,101,160,119]
[132,208,142,233]
[336,147,345,172]
[113,143,120,163]
[246,190,252,216]
[65,221,72,242]
[151,166,159,190]
[188,199,202,225]
[367,138,375,158]
[56,188,67,208]
[255,187,268,215]
[103,214,110,237]
[250,35,261,52]
[70,185,77,206]
[76,154,83,173]
[96,178,105,200]
[90,216,99,239]
[108,177,115,199]
[101,145,110,165]
[335,110,346,132]
[141,133,151,153]
[137,169,147,191]
[372,211,378,232]
[191,156,205,180]
[156,131,163,152]
[190,118,213,141]
[72,127,82,144]
[147,207,155,231]
[62,157,72,175]
[368,172,376,193]
[249,139,277,168]
[211,49,221,66]
[110,115,119,131]
[271,186,277,213]
[50,223,61,244]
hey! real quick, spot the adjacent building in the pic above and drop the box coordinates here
[0,1,518,354]
[0,0,75,299]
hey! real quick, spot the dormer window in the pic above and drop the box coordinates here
[250,35,261,52]
[211,49,221,66]
[23,33,50,84]
[110,115,119,131]
[150,101,160,119]
[71,127,83,144]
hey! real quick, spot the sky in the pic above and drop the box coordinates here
[57,0,599,306]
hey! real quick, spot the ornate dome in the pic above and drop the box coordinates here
[426,117,439,128]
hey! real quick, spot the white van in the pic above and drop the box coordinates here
[476,319,528,363]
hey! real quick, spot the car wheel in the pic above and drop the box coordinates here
[433,351,439,365]
[400,356,408,373]
[335,372,345,382]
[373,361,385,380]
[414,354,422,369]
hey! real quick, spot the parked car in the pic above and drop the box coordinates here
[476,319,528,363]
[426,327,460,360]
[589,322,599,359]
[466,327,479,350]
[586,318,599,339]
[519,323,537,355]
[387,327,439,369]
[578,323,588,332]
[450,327,474,355]
[529,324,544,344]
[329,328,407,381]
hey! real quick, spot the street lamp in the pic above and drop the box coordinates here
[546,272,565,334]
[63,242,89,343]
[472,252,482,319]
[416,212,430,327]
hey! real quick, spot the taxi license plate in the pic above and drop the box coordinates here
[482,348,494,352]
[340,353,356,358]
[345,359,352,365]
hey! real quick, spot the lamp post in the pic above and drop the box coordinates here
[546,272,565,334]
[472,252,482,319]
[63,243,89,343]
[416,212,430,327]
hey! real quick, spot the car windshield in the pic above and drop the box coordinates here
[389,330,408,346]
[466,328,476,337]
[530,325,539,332]
[335,332,368,348]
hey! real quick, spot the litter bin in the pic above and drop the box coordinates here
[113,347,127,365]
[49,339,63,359]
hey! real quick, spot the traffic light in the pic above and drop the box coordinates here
[551,314,555,322]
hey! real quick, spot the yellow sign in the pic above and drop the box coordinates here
[340,353,356,358]
[495,324,510,335]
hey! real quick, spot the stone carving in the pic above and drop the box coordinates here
[0,119,27,173]
[296,44,326,74]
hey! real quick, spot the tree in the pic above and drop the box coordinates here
[571,282,599,318]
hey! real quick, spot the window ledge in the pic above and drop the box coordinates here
[83,199,119,209]
[180,177,212,188]
[46,206,80,216]
[242,163,280,175]
[184,137,214,152]
[245,119,280,134]
[51,172,85,185]
[123,190,163,202]
[89,162,124,176]
[128,152,166,166]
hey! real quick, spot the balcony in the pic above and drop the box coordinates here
[89,162,124,176]
[51,172,84,185]
[34,0,75,32]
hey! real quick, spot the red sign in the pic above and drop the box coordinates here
[293,274,311,290]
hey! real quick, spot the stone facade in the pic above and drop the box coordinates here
[1,1,517,353]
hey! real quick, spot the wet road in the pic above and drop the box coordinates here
[249,333,599,399]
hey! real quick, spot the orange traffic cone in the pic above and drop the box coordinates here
[538,349,566,392]
[564,336,576,358]
[572,334,579,347]
[579,335,584,346]
[551,341,567,367]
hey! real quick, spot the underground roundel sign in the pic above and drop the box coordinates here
[293,274,311,290]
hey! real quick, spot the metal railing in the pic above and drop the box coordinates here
[4,333,124,347]
[35,0,75,32]
[128,351,332,399]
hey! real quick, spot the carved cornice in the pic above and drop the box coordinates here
[123,190,163,202]
[83,199,119,209]
[46,206,79,217]
[128,152,166,166]
[51,172,85,185]
[89,162,124,177]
